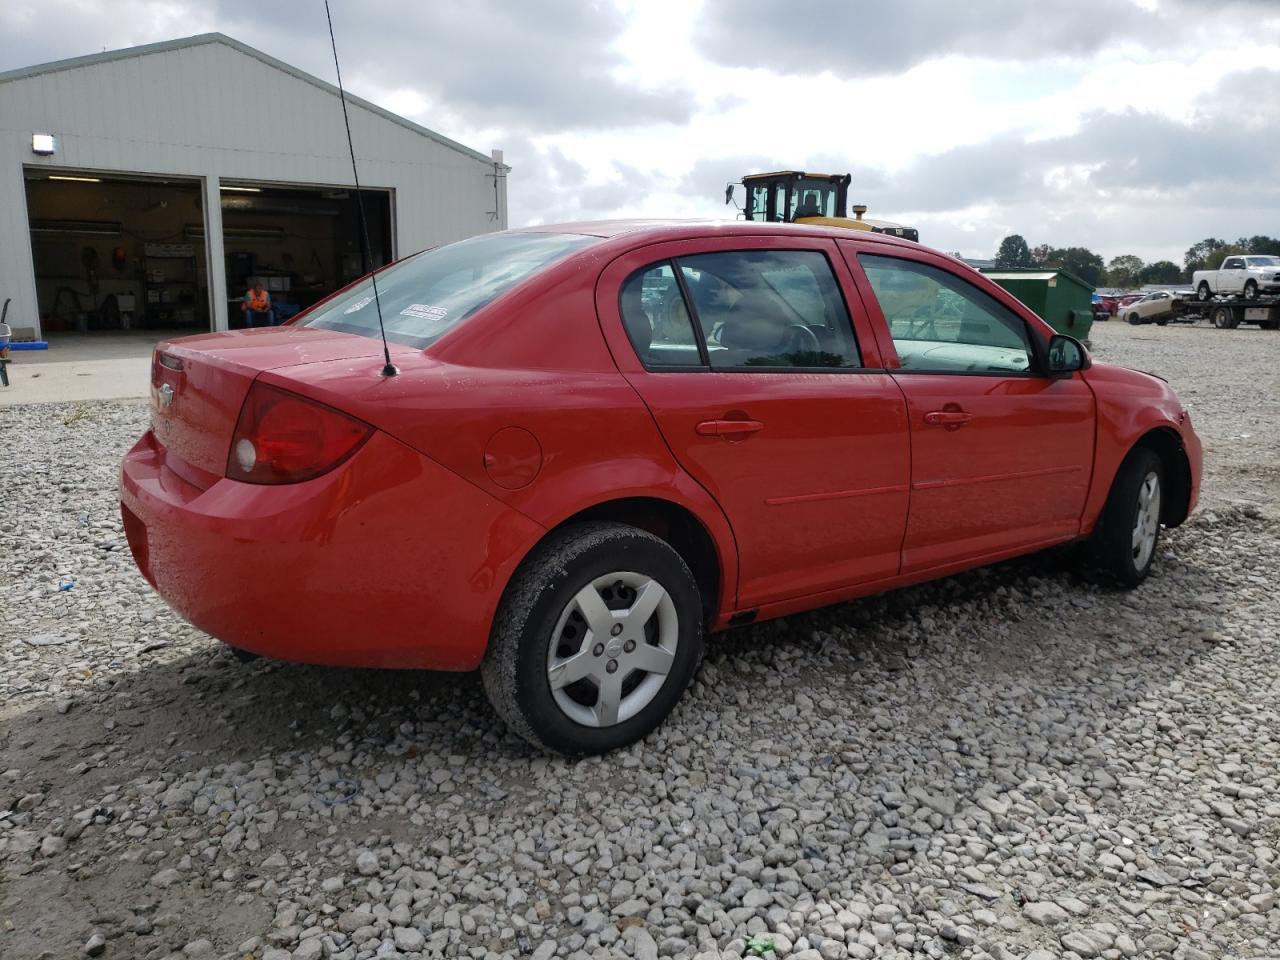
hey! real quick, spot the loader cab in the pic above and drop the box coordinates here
[729,170,920,243]
[740,171,849,223]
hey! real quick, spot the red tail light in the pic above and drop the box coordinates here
[227,382,373,484]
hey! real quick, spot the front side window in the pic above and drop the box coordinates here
[680,250,860,370]
[773,184,788,222]
[303,232,598,348]
[747,183,770,222]
[860,255,1034,375]
[1223,258,1245,270]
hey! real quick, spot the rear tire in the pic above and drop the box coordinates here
[481,522,704,755]
[1196,282,1212,302]
[1155,316,1168,326]
[1092,447,1164,588]
[1211,306,1237,329]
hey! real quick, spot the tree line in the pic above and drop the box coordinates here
[989,234,1280,288]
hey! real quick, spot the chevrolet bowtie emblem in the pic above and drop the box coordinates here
[158,383,175,409]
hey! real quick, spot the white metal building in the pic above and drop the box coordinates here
[0,33,508,342]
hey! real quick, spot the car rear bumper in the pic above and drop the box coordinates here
[119,429,544,670]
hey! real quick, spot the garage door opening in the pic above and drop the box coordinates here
[216,182,392,329]
[24,170,209,345]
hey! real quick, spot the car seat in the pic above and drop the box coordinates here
[619,279,652,357]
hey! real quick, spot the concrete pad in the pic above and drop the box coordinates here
[22,330,180,364]
[0,356,149,407]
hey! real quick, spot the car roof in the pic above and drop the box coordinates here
[507,218,925,253]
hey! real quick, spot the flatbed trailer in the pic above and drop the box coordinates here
[1174,293,1280,330]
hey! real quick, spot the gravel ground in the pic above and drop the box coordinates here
[2,320,1278,960]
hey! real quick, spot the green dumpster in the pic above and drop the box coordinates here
[981,268,1095,344]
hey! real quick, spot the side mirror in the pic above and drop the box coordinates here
[724,184,735,206]
[1046,334,1089,375]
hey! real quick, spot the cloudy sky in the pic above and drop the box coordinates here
[4,0,1280,264]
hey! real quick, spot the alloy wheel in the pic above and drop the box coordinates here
[546,571,679,727]
[1131,471,1161,571]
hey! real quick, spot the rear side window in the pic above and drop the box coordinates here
[620,250,860,371]
[620,263,703,366]
[682,250,860,370]
[304,232,598,348]
[859,254,1033,374]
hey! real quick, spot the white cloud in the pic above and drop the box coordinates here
[4,0,1279,265]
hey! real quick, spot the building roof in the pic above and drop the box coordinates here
[0,32,502,169]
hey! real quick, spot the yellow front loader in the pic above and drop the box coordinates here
[726,171,918,242]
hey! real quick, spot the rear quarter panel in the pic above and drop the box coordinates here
[271,249,741,627]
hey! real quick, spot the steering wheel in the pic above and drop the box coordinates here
[786,324,822,352]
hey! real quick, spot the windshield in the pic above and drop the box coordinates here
[302,232,598,348]
[789,179,840,219]
[1247,256,1280,267]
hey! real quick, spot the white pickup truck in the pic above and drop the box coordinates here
[1192,255,1280,301]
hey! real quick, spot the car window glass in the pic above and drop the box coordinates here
[1224,258,1244,269]
[677,250,860,370]
[747,184,770,222]
[619,263,701,367]
[304,232,598,348]
[859,255,1034,375]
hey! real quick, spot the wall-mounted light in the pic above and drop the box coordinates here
[48,175,100,183]
[32,133,57,155]
[220,185,261,193]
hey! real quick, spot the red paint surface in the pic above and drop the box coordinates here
[120,221,1202,670]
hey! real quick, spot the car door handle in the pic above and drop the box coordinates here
[696,419,764,438]
[924,410,974,427]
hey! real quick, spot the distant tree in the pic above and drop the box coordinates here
[1183,237,1225,277]
[1042,247,1105,287]
[1207,244,1248,270]
[1245,235,1280,256]
[994,234,1033,268]
[1138,261,1182,284]
[1105,255,1145,288]
[1030,243,1053,265]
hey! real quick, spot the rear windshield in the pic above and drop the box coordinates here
[302,231,598,348]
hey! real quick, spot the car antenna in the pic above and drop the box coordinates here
[324,0,397,378]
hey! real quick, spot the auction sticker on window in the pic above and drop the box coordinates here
[343,295,375,315]
[400,304,448,322]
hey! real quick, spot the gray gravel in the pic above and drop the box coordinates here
[2,321,1279,960]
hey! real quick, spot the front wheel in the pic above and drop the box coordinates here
[1211,306,1237,329]
[1127,313,1141,325]
[1244,280,1259,301]
[1155,316,1168,326]
[481,522,704,755]
[1092,447,1164,587]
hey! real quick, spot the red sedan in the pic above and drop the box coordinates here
[121,222,1201,754]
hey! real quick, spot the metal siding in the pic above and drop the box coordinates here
[0,37,500,340]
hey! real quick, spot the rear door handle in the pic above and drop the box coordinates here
[696,418,764,438]
[924,410,974,427]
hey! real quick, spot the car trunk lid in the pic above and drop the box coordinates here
[149,326,414,483]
